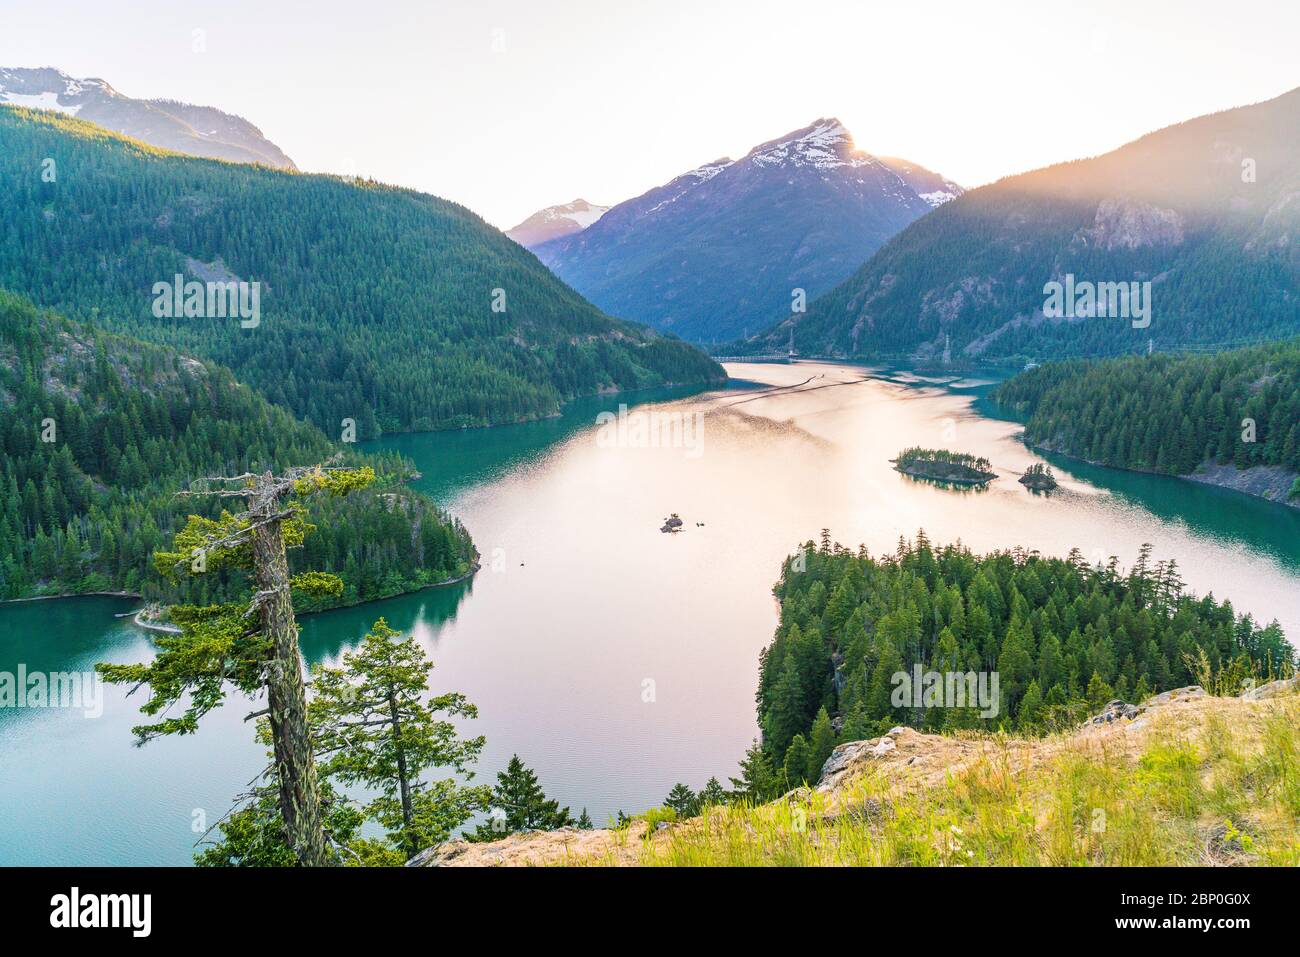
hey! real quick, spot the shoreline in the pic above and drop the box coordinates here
[370,375,728,438]
[1,590,141,604]
[1027,440,1299,511]
[892,462,997,487]
[1,563,483,629]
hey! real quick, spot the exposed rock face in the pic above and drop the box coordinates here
[1242,675,1300,700]
[1144,685,1207,707]
[408,822,648,867]
[1081,687,1209,728]
[1079,198,1185,250]
[816,727,909,792]
[1085,699,1142,726]
[1184,462,1300,509]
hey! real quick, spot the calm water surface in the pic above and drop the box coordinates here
[2,361,1297,864]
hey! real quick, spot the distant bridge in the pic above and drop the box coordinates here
[710,354,797,363]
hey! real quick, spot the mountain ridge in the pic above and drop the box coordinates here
[0,66,296,169]
[532,118,963,343]
[750,86,1300,360]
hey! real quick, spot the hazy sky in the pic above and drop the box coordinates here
[4,0,1297,228]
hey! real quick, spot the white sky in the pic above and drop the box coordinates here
[3,0,1297,229]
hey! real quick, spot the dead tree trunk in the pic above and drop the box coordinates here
[249,472,330,866]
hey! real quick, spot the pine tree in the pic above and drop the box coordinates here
[763,655,807,759]
[470,755,572,840]
[806,706,836,783]
[1086,671,1115,711]
[308,618,490,859]
[664,783,700,818]
[576,808,593,830]
[782,734,810,787]
[1017,679,1044,731]
[699,777,728,807]
[729,739,777,804]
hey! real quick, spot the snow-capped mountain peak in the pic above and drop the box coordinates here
[748,117,874,171]
[0,66,296,168]
[506,198,611,248]
[531,119,964,342]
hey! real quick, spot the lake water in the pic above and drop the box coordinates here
[2,361,1298,864]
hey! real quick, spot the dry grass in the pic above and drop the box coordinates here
[418,693,1300,867]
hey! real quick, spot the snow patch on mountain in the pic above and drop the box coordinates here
[0,66,296,169]
[748,118,874,171]
[919,190,958,207]
[0,90,82,115]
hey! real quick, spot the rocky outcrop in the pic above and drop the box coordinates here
[1184,462,1300,509]
[410,681,1295,867]
[408,822,648,868]
[1084,699,1143,726]
[1080,687,1206,728]
[816,727,908,791]
[1079,198,1185,251]
[1241,675,1300,701]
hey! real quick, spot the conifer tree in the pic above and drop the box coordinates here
[99,463,375,865]
[763,655,807,759]
[664,783,700,818]
[806,707,836,782]
[1017,679,1044,730]
[729,739,778,804]
[308,618,490,859]
[470,755,572,840]
[782,734,810,787]
[699,777,728,807]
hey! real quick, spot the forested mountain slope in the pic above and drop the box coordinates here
[751,87,1300,360]
[0,108,724,438]
[0,291,473,604]
[992,341,1300,504]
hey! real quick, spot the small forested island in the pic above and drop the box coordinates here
[1018,462,1058,490]
[891,447,996,486]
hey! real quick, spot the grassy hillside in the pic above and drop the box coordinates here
[751,87,1300,361]
[614,692,1300,866]
[414,690,1300,866]
[0,107,724,438]
[0,290,473,605]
